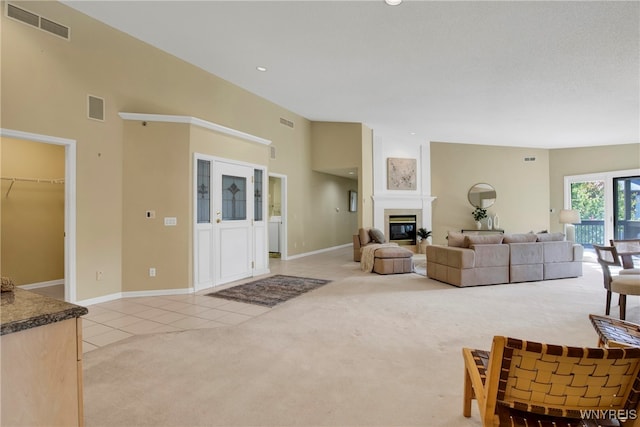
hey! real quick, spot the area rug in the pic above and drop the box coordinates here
[206,275,331,307]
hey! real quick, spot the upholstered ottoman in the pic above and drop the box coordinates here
[372,247,414,275]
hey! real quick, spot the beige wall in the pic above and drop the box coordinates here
[122,122,191,292]
[310,122,362,173]
[430,142,640,244]
[1,1,354,300]
[430,142,550,245]
[548,143,640,232]
[1,138,65,285]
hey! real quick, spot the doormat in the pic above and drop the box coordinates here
[205,275,331,308]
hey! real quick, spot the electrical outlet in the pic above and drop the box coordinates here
[149,267,156,277]
[96,271,103,281]
[146,210,156,219]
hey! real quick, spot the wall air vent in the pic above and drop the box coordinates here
[279,117,294,128]
[270,146,276,160]
[524,156,536,162]
[6,3,70,40]
[40,17,70,39]
[7,3,38,27]
[87,95,105,122]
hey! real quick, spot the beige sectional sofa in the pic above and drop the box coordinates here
[426,232,583,287]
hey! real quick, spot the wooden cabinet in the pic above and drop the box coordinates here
[1,317,84,426]
[1,289,87,426]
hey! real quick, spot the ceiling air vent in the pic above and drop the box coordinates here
[87,95,105,122]
[524,156,536,162]
[6,3,70,40]
[279,117,294,128]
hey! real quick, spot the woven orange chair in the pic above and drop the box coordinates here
[463,336,640,426]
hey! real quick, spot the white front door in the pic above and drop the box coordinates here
[214,161,254,284]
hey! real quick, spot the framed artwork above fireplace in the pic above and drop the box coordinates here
[387,157,417,190]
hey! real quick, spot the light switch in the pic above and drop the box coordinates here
[164,217,177,226]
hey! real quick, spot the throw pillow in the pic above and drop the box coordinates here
[464,234,504,246]
[536,232,565,242]
[503,233,537,244]
[369,228,386,244]
[447,231,467,248]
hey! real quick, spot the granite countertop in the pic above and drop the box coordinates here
[1,288,88,336]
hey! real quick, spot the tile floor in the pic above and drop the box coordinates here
[31,247,361,354]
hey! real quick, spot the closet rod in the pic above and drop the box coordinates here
[2,177,65,198]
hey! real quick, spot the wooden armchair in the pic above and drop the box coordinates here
[611,239,640,272]
[594,245,640,320]
[463,335,640,426]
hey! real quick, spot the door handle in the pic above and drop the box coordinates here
[216,219,221,223]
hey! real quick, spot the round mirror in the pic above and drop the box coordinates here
[468,183,496,208]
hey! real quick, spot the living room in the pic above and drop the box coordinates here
[2,1,638,305]
[2,1,640,426]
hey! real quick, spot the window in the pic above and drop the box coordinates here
[221,175,246,220]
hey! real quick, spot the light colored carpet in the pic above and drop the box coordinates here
[83,252,627,427]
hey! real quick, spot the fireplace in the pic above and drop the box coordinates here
[388,215,417,246]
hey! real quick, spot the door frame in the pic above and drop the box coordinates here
[0,128,77,303]
[564,168,640,245]
[192,153,268,290]
[269,172,288,260]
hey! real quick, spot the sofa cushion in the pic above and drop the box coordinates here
[359,228,372,246]
[464,234,504,246]
[543,240,575,262]
[448,231,468,247]
[509,242,543,265]
[536,232,565,242]
[503,233,537,243]
[374,246,413,259]
[369,228,386,243]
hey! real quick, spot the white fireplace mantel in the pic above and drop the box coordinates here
[371,193,437,233]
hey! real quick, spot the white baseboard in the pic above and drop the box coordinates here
[77,287,193,306]
[19,279,64,290]
[286,243,352,260]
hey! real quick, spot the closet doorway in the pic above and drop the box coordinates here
[0,129,77,302]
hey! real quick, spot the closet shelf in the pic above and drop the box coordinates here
[2,177,65,198]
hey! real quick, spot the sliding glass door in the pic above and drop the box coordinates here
[565,169,640,247]
[569,179,605,246]
[614,175,640,240]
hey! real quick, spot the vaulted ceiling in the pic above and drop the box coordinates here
[63,0,639,149]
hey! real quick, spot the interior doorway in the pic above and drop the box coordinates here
[0,129,77,302]
[193,154,268,291]
[268,173,287,260]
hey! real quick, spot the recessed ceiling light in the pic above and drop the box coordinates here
[385,0,402,5]
[410,132,416,135]
[256,66,267,72]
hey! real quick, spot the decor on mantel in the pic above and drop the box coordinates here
[472,207,487,229]
[487,216,493,230]
[493,214,500,229]
[387,158,417,190]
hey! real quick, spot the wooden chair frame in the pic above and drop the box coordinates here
[611,239,640,270]
[463,335,640,427]
[594,245,640,320]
